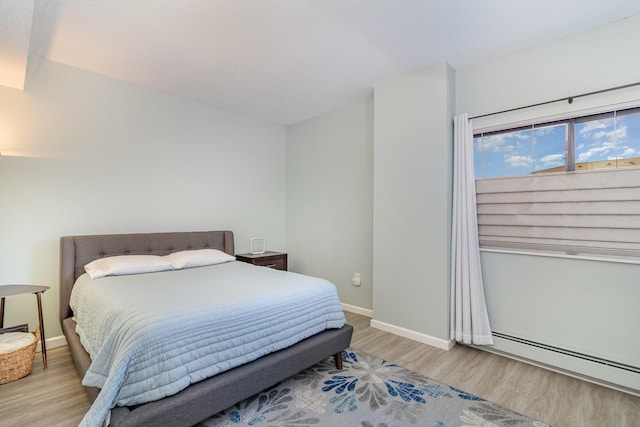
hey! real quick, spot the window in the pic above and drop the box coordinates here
[575,109,640,170]
[472,106,640,262]
[474,107,640,178]
[474,124,566,178]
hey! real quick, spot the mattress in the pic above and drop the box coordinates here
[70,261,346,427]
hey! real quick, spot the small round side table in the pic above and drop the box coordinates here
[0,285,50,369]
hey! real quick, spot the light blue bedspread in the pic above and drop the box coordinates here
[70,261,346,427]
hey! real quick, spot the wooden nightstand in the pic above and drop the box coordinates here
[235,252,288,271]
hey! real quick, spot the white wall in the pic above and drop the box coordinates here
[0,57,287,339]
[456,15,640,391]
[286,98,374,310]
[372,63,454,345]
[457,15,640,123]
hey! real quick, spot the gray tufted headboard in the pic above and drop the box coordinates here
[59,230,234,324]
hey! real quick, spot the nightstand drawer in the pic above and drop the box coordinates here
[235,252,288,271]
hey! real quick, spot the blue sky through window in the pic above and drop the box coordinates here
[474,110,640,178]
[576,112,640,165]
[474,124,565,178]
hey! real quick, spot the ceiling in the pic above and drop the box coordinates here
[3,1,640,125]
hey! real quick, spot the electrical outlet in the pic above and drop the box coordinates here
[351,272,361,287]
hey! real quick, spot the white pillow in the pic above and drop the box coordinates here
[84,255,173,279]
[0,332,36,354]
[163,249,235,269]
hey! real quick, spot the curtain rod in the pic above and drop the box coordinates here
[469,81,640,120]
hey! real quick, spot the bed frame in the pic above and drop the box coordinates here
[59,230,353,427]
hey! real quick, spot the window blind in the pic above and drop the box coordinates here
[475,167,640,260]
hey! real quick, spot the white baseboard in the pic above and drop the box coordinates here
[35,335,67,352]
[369,319,455,351]
[339,303,454,351]
[341,303,373,318]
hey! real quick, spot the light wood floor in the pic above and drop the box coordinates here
[0,312,638,427]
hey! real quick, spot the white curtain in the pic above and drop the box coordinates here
[450,113,494,345]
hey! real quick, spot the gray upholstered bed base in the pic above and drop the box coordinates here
[60,231,353,427]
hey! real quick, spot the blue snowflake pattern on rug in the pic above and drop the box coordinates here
[319,349,439,415]
[195,348,550,427]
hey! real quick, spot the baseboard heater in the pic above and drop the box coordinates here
[492,331,640,375]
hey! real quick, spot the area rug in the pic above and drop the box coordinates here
[196,348,549,427]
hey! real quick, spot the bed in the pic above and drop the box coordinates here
[59,230,353,427]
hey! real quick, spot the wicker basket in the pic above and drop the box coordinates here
[0,326,40,385]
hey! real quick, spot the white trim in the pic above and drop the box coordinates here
[341,303,372,318]
[480,248,640,265]
[34,335,67,352]
[369,319,455,351]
